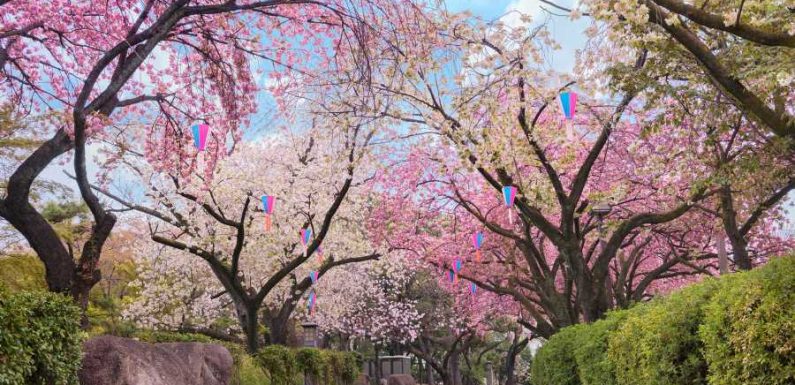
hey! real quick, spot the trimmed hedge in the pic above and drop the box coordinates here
[0,287,84,385]
[530,324,581,385]
[699,257,795,385]
[609,279,720,385]
[256,345,360,385]
[531,256,795,385]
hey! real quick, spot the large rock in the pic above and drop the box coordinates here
[387,374,416,385]
[79,335,234,385]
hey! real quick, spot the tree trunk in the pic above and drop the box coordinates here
[374,345,383,383]
[501,338,528,385]
[425,360,434,385]
[447,350,462,385]
[236,302,260,353]
[0,130,76,295]
[720,185,752,270]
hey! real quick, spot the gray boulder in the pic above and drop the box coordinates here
[387,374,416,385]
[79,335,233,385]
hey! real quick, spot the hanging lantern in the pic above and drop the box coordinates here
[309,271,319,285]
[261,195,276,231]
[447,269,455,283]
[469,282,478,295]
[559,91,577,120]
[307,290,317,314]
[191,123,210,151]
[559,91,577,140]
[316,245,324,263]
[502,185,518,225]
[471,231,484,263]
[300,228,313,258]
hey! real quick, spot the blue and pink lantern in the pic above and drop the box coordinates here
[309,271,319,285]
[559,91,577,140]
[469,282,478,296]
[300,228,312,258]
[559,91,577,120]
[471,231,484,263]
[307,290,317,314]
[261,195,276,231]
[191,123,210,151]
[502,185,518,225]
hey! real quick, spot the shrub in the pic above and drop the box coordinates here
[699,256,795,385]
[256,345,299,385]
[231,352,271,385]
[323,350,361,385]
[0,288,84,385]
[572,310,631,385]
[530,324,583,385]
[0,254,46,292]
[296,348,327,383]
[608,279,721,385]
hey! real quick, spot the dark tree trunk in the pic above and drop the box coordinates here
[235,302,260,353]
[446,350,462,385]
[501,338,528,385]
[720,185,752,270]
[425,360,434,385]
[0,130,76,294]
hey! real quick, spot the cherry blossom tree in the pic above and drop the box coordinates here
[0,0,428,318]
[355,12,793,338]
[97,116,387,352]
[571,0,795,143]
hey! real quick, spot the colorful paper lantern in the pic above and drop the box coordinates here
[559,91,577,120]
[469,282,478,295]
[307,290,317,314]
[502,185,518,225]
[300,228,312,258]
[471,232,484,262]
[191,123,210,151]
[309,271,319,285]
[261,195,276,231]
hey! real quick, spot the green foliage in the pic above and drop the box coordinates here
[256,345,300,385]
[231,351,271,385]
[572,310,631,385]
[531,256,795,385]
[699,256,795,385]
[0,254,46,292]
[133,330,215,344]
[256,345,360,385]
[296,348,327,382]
[530,325,582,385]
[608,279,720,385]
[0,288,84,385]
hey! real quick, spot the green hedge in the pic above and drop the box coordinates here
[531,256,795,385]
[699,257,795,385]
[256,345,360,385]
[530,324,581,385]
[0,287,84,385]
[609,279,720,385]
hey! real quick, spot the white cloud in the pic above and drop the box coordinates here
[502,0,544,29]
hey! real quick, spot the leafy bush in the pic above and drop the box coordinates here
[608,279,720,385]
[296,348,327,382]
[572,310,631,385]
[530,256,795,385]
[231,351,271,385]
[530,324,582,385]
[699,256,795,385]
[256,345,300,385]
[0,254,46,292]
[0,288,84,385]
